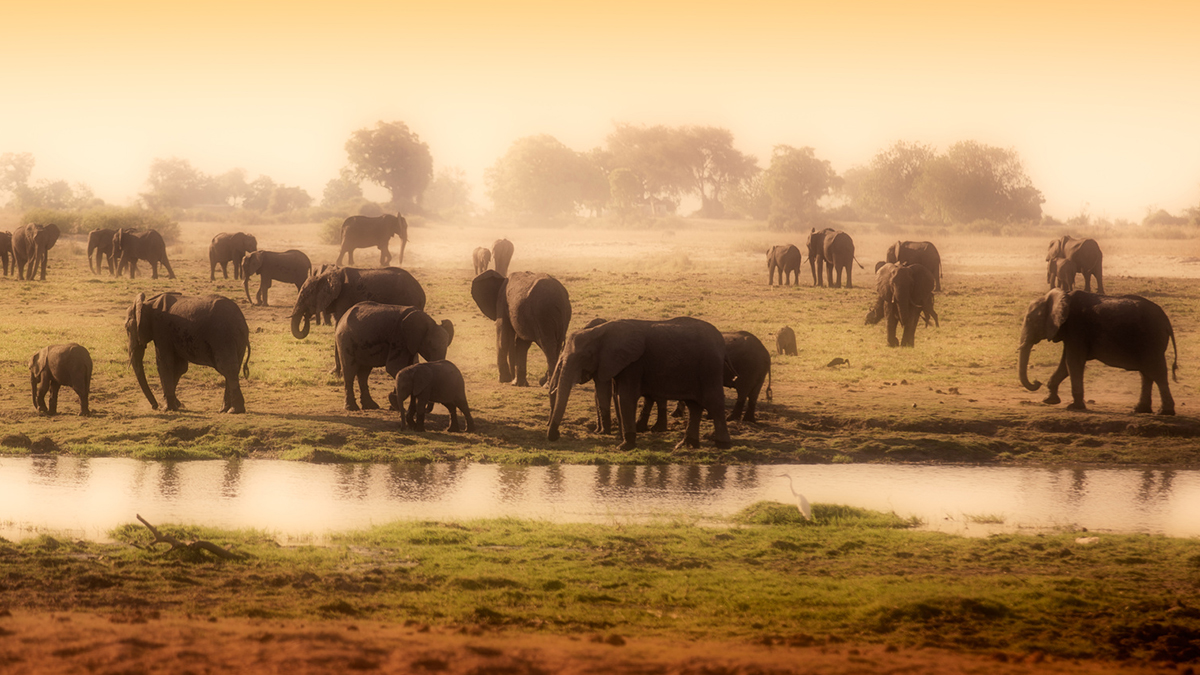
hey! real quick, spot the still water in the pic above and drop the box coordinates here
[2,457,1198,541]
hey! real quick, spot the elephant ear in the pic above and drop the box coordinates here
[44,224,61,247]
[1045,289,1070,341]
[28,350,41,376]
[131,292,149,347]
[471,271,506,321]
[312,269,344,314]
[594,322,646,381]
[440,319,454,347]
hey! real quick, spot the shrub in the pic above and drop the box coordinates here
[20,206,179,243]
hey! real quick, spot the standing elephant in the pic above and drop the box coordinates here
[1019,290,1176,415]
[29,343,92,416]
[547,317,732,451]
[766,244,802,285]
[1048,257,1078,292]
[389,360,475,432]
[806,228,860,288]
[471,270,572,387]
[776,326,797,356]
[126,292,251,413]
[13,223,61,281]
[242,249,311,306]
[209,232,258,280]
[87,228,117,276]
[1046,236,1103,294]
[472,247,492,274]
[113,229,176,279]
[865,262,938,347]
[886,241,942,292]
[336,214,407,267]
[289,266,426,339]
[722,331,772,423]
[492,238,514,276]
[0,231,11,276]
[334,302,454,411]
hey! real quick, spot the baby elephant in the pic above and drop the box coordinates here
[30,343,92,415]
[388,360,475,432]
[1049,258,1078,292]
[776,326,797,356]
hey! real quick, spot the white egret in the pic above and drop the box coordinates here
[779,473,812,521]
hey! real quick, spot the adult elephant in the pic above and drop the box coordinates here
[471,270,572,387]
[492,238,514,276]
[547,317,732,451]
[1046,235,1103,294]
[242,249,311,306]
[865,262,938,347]
[125,292,251,414]
[1018,289,1176,415]
[766,244,802,286]
[1048,258,1077,292]
[13,223,61,281]
[0,231,11,276]
[335,302,454,411]
[336,214,407,267]
[886,241,942,292]
[289,266,427,339]
[806,228,860,288]
[87,228,117,276]
[113,229,176,279]
[209,232,258,280]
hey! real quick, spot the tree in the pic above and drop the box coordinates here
[913,141,1043,223]
[484,135,595,218]
[605,123,690,216]
[608,168,644,222]
[242,176,277,211]
[677,126,758,218]
[724,172,771,220]
[267,185,313,213]
[322,168,363,207]
[141,157,218,209]
[423,167,474,218]
[344,121,433,209]
[215,169,249,207]
[764,145,839,230]
[850,141,936,221]
[0,152,35,207]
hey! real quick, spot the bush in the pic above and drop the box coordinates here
[21,206,179,243]
[321,217,344,245]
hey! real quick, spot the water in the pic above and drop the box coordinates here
[2,457,1198,542]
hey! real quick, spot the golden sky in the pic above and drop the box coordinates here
[3,0,1198,219]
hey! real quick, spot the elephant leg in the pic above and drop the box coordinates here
[161,358,186,412]
[342,358,360,411]
[614,378,639,451]
[706,391,732,449]
[652,400,669,433]
[670,400,685,418]
[413,393,428,431]
[512,339,533,387]
[886,310,900,348]
[678,401,703,450]
[636,397,653,432]
[47,382,60,414]
[76,381,90,416]
[846,265,853,289]
[1095,262,1104,294]
[446,403,460,432]
[901,308,917,347]
[727,390,745,422]
[331,346,343,376]
[1146,358,1175,415]
[36,376,51,412]
[595,380,614,434]
[742,379,763,423]
[496,322,516,383]
[1135,373,1155,414]
[1042,351,1067,405]
[1064,350,1088,411]
[358,367,379,410]
[458,402,476,432]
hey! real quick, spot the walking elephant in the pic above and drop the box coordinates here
[87,228,117,276]
[13,223,61,281]
[471,270,572,387]
[126,292,251,413]
[547,317,732,451]
[336,214,407,267]
[209,232,258,280]
[29,343,92,416]
[776,326,797,356]
[242,249,311,306]
[1048,257,1077,292]
[113,229,176,279]
[389,360,475,432]
[334,302,454,411]
[767,244,802,285]
[492,238,514,276]
[865,262,938,347]
[806,228,860,288]
[472,247,492,274]
[0,231,11,276]
[1018,289,1176,415]
[886,241,942,292]
[1046,235,1103,294]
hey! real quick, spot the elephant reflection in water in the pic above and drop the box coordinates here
[386,463,465,502]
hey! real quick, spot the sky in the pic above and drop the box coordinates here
[2,0,1199,221]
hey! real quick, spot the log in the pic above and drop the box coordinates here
[135,514,246,560]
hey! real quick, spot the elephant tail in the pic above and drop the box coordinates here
[242,342,251,379]
[1170,326,1179,383]
[853,256,865,269]
[764,365,773,403]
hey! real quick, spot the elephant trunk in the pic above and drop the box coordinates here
[546,358,578,441]
[1018,341,1041,391]
[244,277,253,304]
[291,312,311,340]
[397,237,407,266]
[129,346,160,409]
[30,373,38,408]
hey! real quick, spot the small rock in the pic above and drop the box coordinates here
[900,379,908,385]
[1075,537,1099,545]
[911,403,917,408]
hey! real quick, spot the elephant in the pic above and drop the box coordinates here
[126,292,251,413]
[29,343,92,416]
[472,247,492,274]
[334,302,454,411]
[1018,289,1177,415]
[806,228,861,288]
[0,231,11,276]
[547,317,732,451]
[388,360,475,432]
[1046,235,1103,294]
[865,262,938,347]
[290,266,426,339]
[886,241,942,292]
[492,238,514,276]
[242,249,312,306]
[336,214,407,267]
[209,232,258,281]
[87,228,117,276]
[113,229,176,279]
[13,223,61,281]
[471,270,572,387]
[776,326,797,356]
[766,244,802,286]
[1048,257,1078,292]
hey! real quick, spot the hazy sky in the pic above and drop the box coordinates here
[3,0,1198,220]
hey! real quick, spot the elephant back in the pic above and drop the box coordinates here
[341,267,426,313]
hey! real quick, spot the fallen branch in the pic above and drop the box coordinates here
[136,514,246,560]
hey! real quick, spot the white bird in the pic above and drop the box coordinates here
[779,473,812,521]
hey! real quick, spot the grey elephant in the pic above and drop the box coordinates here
[113,229,176,279]
[290,266,426,339]
[886,241,942,292]
[1046,235,1103,294]
[492,238,514,276]
[806,228,861,288]
[776,326,797,356]
[471,270,572,387]
[1019,289,1176,415]
[472,247,492,274]
[1048,257,1077,292]
[334,302,454,411]
[242,249,311,306]
[30,343,92,416]
[209,232,258,280]
[87,228,117,276]
[866,262,938,347]
[336,214,407,266]
[0,231,11,276]
[13,223,61,281]
[388,360,475,432]
[126,292,251,413]
[547,317,732,451]
[767,244,802,286]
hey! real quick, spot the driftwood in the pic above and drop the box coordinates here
[136,514,246,560]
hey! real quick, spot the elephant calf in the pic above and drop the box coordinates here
[776,326,797,356]
[472,247,492,274]
[388,360,475,432]
[242,249,311,306]
[1048,258,1078,292]
[866,263,938,347]
[30,343,92,416]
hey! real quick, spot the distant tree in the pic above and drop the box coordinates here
[1142,208,1188,227]
[0,152,35,207]
[851,141,936,221]
[608,167,643,222]
[485,135,594,218]
[913,141,1043,223]
[215,169,249,207]
[724,172,771,220]
[344,121,433,209]
[677,126,758,218]
[605,123,690,216]
[242,176,277,211]
[423,167,474,219]
[267,185,313,213]
[322,167,363,207]
[141,157,219,209]
[765,145,839,230]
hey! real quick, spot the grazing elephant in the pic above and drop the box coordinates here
[0,231,11,276]
[113,229,176,279]
[806,228,860,288]
[776,326,797,356]
[472,247,492,274]
[471,270,572,387]
[547,317,732,451]
[865,262,938,347]
[126,292,251,413]
[767,244,802,286]
[87,228,117,276]
[492,238,514,276]
[1048,257,1078,292]
[334,302,454,411]
[13,223,61,281]
[29,343,92,416]
[242,249,311,306]
[388,360,475,432]
[1018,289,1177,415]
[290,266,426,339]
[886,241,942,292]
[336,214,407,267]
[1046,235,1103,294]
[209,232,258,280]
